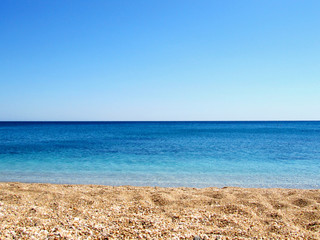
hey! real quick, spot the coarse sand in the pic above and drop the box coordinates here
[0,182,319,239]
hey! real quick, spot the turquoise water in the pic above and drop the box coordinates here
[0,121,319,188]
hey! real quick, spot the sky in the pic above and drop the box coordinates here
[1,0,320,121]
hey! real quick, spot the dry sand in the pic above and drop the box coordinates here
[0,182,319,239]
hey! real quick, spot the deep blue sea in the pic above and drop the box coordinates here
[0,121,319,188]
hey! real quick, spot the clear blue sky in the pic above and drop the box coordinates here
[1,0,319,121]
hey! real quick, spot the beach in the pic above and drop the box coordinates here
[0,182,319,239]
[2,0,320,239]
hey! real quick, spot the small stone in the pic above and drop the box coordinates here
[194,236,201,240]
[29,208,36,213]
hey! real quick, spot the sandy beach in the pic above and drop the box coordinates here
[0,182,319,239]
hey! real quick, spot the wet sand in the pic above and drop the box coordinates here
[0,182,319,239]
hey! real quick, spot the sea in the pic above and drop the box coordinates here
[0,121,319,189]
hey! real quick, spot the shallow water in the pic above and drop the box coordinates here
[0,121,319,188]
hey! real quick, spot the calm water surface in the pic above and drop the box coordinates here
[0,121,319,188]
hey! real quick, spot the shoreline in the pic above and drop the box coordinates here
[0,182,319,239]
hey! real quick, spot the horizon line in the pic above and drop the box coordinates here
[1,120,320,122]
